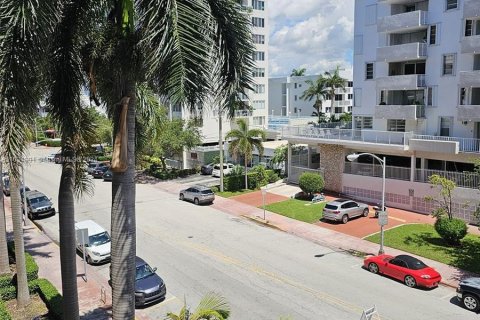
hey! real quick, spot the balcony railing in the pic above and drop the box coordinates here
[378,10,427,33]
[459,70,480,87]
[457,105,480,122]
[461,35,480,54]
[281,126,409,146]
[411,134,480,153]
[376,74,426,90]
[234,110,253,117]
[377,42,427,62]
[375,104,425,120]
[415,169,480,189]
[344,162,411,181]
[194,145,220,152]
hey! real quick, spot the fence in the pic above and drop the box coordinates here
[289,166,324,184]
[344,162,411,181]
[415,169,480,189]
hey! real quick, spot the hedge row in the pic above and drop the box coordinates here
[223,169,280,191]
[37,139,61,147]
[6,242,39,282]
[0,299,11,320]
[148,167,198,180]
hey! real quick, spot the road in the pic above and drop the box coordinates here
[21,147,477,320]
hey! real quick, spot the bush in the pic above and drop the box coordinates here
[266,170,280,184]
[0,299,11,320]
[37,139,62,147]
[0,285,16,300]
[6,242,38,282]
[32,279,63,320]
[0,274,12,289]
[223,173,258,191]
[96,156,112,162]
[298,172,324,196]
[434,218,468,245]
[250,165,268,187]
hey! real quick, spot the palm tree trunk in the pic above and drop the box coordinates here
[244,157,248,190]
[0,161,9,274]
[111,89,136,319]
[330,89,335,121]
[10,175,29,307]
[218,110,224,192]
[58,147,79,319]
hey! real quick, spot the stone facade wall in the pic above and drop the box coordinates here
[318,144,345,193]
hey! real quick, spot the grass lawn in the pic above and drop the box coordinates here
[216,189,255,198]
[365,224,480,274]
[263,199,325,223]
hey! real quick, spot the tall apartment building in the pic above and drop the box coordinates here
[281,0,480,223]
[174,0,269,167]
[269,74,354,118]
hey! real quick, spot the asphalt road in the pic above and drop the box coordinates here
[20,147,478,320]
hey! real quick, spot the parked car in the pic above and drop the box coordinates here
[179,185,215,205]
[364,254,441,288]
[103,169,112,182]
[47,153,56,162]
[20,186,31,200]
[134,256,167,307]
[24,190,55,220]
[200,163,215,175]
[92,166,109,178]
[54,151,63,164]
[75,220,111,264]
[457,277,480,312]
[87,161,109,175]
[211,163,234,177]
[322,199,369,224]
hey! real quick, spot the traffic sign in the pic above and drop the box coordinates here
[378,211,388,226]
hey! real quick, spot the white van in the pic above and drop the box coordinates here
[75,220,111,264]
[212,163,234,177]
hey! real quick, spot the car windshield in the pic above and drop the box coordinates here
[325,204,338,210]
[407,258,428,270]
[136,263,155,280]
[30,196,49,205]
[89,231,111,247]
[201,190,213,194]
[88,163,97,168]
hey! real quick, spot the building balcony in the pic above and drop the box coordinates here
[459,70,480,87]
[378,10,427,33]
[234,110,253,117]
[376,74,425,90]
[415,169,479,189]
[377,42,427,62]
[375,104,425,120]
[408,134,480,154]
[461,35,480,54]
[457,105,480,122]
[464,0,480,18]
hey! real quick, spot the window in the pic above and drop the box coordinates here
[334,107,343,113]
[365,63,374,80]
[440,117,452,136]
[253,68,265,77]
[446,0,457,10]
[348,94,353,100]
[347,106,352,112]
[252,100,265,109]
[253,116,265,126]
[460,87,466,105]
[347,81,353,87]
[474,54,480,71]
[335,94,343,101]
[252,34,265,44]
[354,88,362,107]
[429,25,437,45]
[252,17,264,27]
[294,95,297,101]
[354,116,373,129]
[294,83,297,89]
[365,4,377,26]
[390,259,408,268]
[252,0,264,10]
[253,51,265,61]
[427,87,433,106]
[442,54,456,75]
[387,119,406,132]
[253,84,265,94]
[465,20,473,37]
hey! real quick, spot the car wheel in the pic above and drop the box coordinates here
[179,194,184,201]
[86,255,92,265]
[363,208,369,217]
[404,275,417,288]
[341,215,348,224]
[463,294,480,312]
[368,262,379,274]
[28,212,33,220]
[194,198,199,205]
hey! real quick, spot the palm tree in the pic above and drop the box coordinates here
[166,292,231,320]
[225,118,266,189]
[290,68,306,77]
[0,161,9,275]
[324,66,347,118]
[300,75,329,124]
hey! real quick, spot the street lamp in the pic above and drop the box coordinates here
[347,153,387,255]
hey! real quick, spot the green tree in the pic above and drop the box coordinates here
[225,118,266,189]
[271,144,287,172]
[166,292,230,320]
[338,112,352,123]
[300,75,329,124]
[151,119,202,171]
[425,174,456,220]
[324,66,347,119]
[290,68,306,77]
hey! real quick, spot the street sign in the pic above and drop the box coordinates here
[378,211,388,226]
[360,305,380,320]
[76,228,89,245]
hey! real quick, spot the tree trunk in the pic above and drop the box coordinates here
[10,175,29,307]
[330,89,335,120]
[0,161,10,274]
[111,89,136,319]
[218,110,224,192]
[244,157,248,190]
[58,147,79,319]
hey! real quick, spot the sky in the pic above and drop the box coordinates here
[268,0,355,77]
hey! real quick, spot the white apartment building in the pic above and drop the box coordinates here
[172,0,269,167]
[269,74,354,118]
[281,0,480,223]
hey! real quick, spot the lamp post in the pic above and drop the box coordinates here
[347,152,387,255]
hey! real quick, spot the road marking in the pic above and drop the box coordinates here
[389,216,406,222]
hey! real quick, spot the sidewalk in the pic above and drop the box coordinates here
[3,196,151,320]
[154,181,478,288]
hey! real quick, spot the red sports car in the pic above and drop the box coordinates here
[364,254,441,288]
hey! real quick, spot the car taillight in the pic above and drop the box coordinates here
[333,210,340,214]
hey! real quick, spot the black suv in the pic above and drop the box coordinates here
[457,277,480,312]
[24,190,56,220]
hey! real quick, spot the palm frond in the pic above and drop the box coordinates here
[191,292,230,320]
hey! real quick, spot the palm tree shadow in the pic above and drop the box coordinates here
[80,305,112,320]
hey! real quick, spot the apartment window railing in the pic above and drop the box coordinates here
[415,169,480,189]
[411,135,480,153]
[344,162,411,181]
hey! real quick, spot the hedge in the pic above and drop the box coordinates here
[148,168,198,180]
[32,279,63,320]
[96,156,112,162]
[0,273,12,289]
[223,173,258,191]
[0,299,11,320]
[37,139,61,147]
[6,241,38,282]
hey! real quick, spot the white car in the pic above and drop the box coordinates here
[212,163,234,177]
[75,220,111,264]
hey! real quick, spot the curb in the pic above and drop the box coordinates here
[241,215,286,232]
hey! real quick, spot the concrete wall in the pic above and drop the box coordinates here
[318,144,345,193]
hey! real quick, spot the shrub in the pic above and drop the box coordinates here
[224,173,258,191]
[0,274,12,289]
[0,285,16,300]
[96,156,112,162]
[210,186,220,193]
[250,165,268,187]
[32,278,63,320]
[37,139,62,147]
[298,172,324,196]
[25,253,39,282]
[0,299,11,320]
[266,170,280,184]
[434,218,468,245]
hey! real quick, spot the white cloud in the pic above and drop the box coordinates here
[268,0,354,77]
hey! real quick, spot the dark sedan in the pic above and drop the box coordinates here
[457,277,480,312]
[200,163,214,175]
[103,169,112,182]
[134,257,166,307]
[92,166,109,179]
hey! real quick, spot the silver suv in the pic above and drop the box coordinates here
[179,185,215,205]
[25,190,56,220]
[322,199,369,224]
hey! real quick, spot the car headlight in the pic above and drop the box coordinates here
[135,292,144,297]
[421,275,431,279]
[92,251,101,256]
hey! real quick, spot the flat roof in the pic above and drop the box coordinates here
[262,140,288,150]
